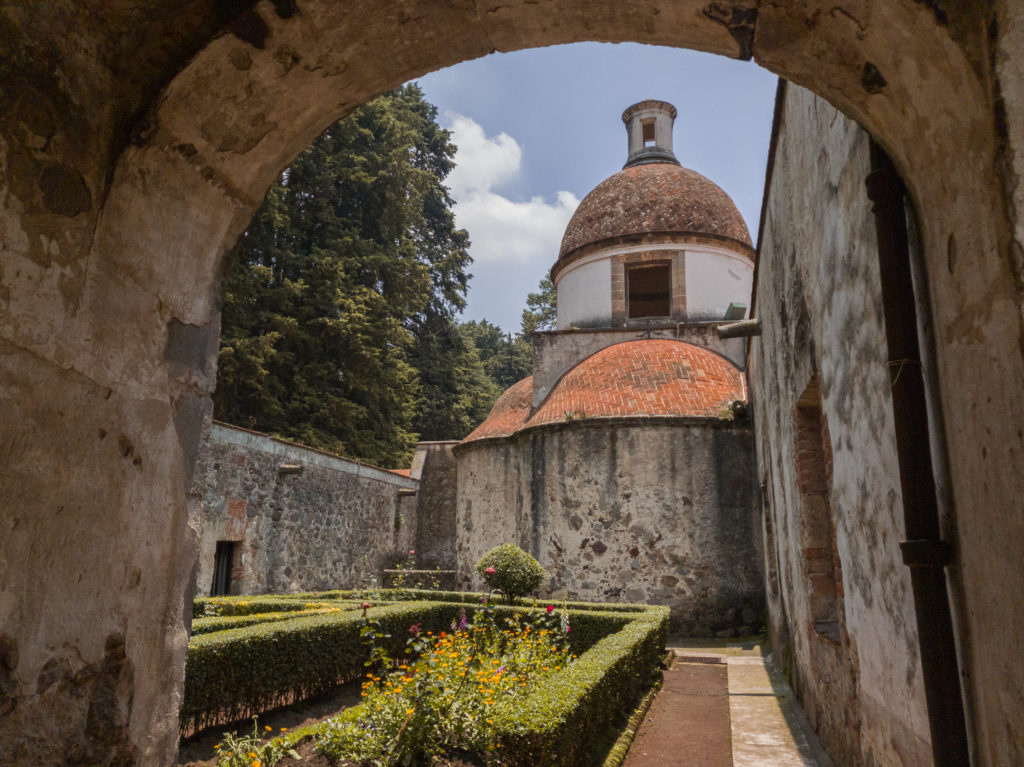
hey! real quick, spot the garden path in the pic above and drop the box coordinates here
[650,640,834,767]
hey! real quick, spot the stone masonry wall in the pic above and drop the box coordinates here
[410,441,460,570]
[455,420,762,635]
[751,83,931,766]
[194,423,418,596]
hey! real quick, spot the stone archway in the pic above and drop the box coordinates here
[1,2,1022,765]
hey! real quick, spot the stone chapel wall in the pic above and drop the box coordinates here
[193,422,418,596]
[455,420,762,634]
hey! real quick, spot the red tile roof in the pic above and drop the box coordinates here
[389,468,412,477]
[461,375,534,442]
[461,340,745,446]
[558,163,752,261]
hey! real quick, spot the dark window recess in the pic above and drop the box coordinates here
[627,263,671,318]
[642,119,656,146]
[211,540,236,596]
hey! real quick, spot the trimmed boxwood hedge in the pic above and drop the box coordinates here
[190,606,359,635]
[181,601,461,734]
[487,609,668,766]
[192,596,345,618]
[183,589,668,767]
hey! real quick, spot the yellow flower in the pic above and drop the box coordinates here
[406,708,415,715]
[213,745,220,750]
[280,727,287,732]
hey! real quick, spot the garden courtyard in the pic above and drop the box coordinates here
[175,546,831,767]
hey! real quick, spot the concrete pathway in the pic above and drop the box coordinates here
[662,639,834,767]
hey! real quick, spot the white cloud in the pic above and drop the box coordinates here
[444,114,579,265]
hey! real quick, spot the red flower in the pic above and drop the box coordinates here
[546,605,555,614]
[484,567,496,575]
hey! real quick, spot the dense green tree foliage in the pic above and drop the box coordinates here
[215,86,557,462]
[215,85,479,466]
[520,277,557,336]
[460,320,532,391]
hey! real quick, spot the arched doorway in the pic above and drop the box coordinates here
[1,3,1021,765]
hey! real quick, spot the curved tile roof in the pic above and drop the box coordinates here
[460,375,533,443]
[558,163,752,260]
[460,341,744,446]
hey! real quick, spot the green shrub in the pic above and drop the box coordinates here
[487,607,669,766]
[193,597,336,618]
[476,544,546,604]
[190,606,357,635]
[182,601,460,734]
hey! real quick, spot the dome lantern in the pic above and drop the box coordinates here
[622,100,680,168]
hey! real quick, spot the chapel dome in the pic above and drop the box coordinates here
[529,340,745,426]
[460,340,745,447]
[461,376,533,443]
[557,163,753,264]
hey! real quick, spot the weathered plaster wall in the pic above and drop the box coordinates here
[1,2,1022,764]
[556,258,613,329]
[455,420,762,634]
[752,84,930,766]
[194,423,418,596]
[409,441,460,570]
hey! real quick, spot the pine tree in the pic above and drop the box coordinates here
[520,277,557,336]
[215,85,471,467]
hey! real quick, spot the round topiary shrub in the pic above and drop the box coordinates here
[475,543,546,604]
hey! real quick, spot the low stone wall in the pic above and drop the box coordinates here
[454,419,763,635]
[193,422,418,596]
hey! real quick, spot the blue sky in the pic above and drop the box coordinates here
[414,42,779,332]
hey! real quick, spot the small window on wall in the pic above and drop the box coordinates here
[642,119,656,147]
[211,540,236,596]
[626,263,671,318]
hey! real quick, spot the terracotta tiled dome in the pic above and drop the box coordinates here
[558,163,752,261]
[461,341,745,445]
[530,340,744,426]
[461,376,533,443]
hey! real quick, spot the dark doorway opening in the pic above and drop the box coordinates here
[211,540,236,596]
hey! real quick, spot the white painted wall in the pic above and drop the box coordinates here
[684,248,753,320]
[556,257,612,328]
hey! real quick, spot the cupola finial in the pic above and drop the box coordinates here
[621,100,680,169]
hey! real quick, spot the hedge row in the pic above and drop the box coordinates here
[189,593,339,618]
[196,588,651,613]
[299,601,667,766]
[181,601,461,734]
[190,606,356,635]
[487,606,669,766]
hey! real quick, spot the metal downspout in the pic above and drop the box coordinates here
[865,142,970,766]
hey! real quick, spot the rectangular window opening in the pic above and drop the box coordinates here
[211,540,236,596]
[627,263,671,318]
[642,120,656,147]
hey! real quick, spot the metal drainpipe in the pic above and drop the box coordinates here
[865,141,970,766]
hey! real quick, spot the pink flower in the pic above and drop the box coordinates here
[409,549,415,555]
[408,622,422,636]
[546,605,555,614]
[484,567,496,575]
